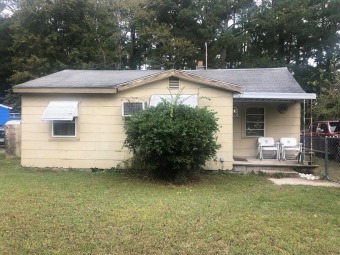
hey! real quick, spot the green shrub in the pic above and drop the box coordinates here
[124,101,220,182]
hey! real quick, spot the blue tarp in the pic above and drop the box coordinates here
[0,104,11,125]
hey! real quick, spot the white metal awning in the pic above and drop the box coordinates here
[150,95,198,107]
[233,92,316,102]
[42,101,79,121]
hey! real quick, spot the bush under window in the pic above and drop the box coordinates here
[124,101,220,183]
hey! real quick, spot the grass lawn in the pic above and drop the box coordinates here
[0,154,339,255]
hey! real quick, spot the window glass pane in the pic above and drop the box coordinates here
[246,108,264,114]
[311,124,318,132]
[330,122,339,132]
[245,107,264,137]
[246,115,264,122]
[53,121,76,137]
[246,122,264,130]
[123,102,144,116]
[246,130,264,137]
[320,124,328,133]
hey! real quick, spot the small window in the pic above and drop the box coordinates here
[42,101,79,138]
[311,124,318,132]
[245,108,264,137]
[168,77,179,89]
[330,122,338,132]
[320,123,328,133]
[122,102,145,117]
[52,120,76,137]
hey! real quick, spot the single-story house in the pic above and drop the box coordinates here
[13,68,316,170]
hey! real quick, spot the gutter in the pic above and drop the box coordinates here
[12,87,118,94]
[233,92,317,101]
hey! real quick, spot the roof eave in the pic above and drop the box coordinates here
[117,69,242,93]
[233,92,317,101]
[175,70,242,93]
[116,70,177,92]
[13,87,118,94]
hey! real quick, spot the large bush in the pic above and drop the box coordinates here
[124,101,220,182]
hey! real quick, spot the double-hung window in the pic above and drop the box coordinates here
[245,107,264,137]
[42,101,78,138]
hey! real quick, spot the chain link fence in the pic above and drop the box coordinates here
[324,137,340,183]
[300,135,340,183]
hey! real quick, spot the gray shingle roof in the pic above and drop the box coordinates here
[183,68,305,93]
[14,70,164,88]
[14,67,305,94]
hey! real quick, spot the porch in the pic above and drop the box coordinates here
[232,156,318,176]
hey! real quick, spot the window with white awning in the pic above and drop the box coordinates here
[42,101,78,137]
[42,101,78,121]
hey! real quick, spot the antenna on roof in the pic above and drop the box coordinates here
[205,42,208,70]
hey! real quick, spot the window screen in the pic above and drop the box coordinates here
[245,108,264,137]
[122,102,145,116]
[52,120,76,137]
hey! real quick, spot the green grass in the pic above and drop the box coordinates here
[0,153,339,255]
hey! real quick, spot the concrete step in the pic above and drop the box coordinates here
[259,169,299,178]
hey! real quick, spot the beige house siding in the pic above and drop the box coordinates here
[20,78,234,170]
[233,102,301,157]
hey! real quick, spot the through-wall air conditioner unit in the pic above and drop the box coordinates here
[122,101,146,117]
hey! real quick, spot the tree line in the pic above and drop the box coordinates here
[0,0,339,118]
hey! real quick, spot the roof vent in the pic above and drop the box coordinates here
[168,77,179,89]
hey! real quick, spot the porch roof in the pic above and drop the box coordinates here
[184,68,305,94]
[233,92,316,102]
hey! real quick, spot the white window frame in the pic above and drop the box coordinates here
[149,95,198,108]
[245,107,265,137]
[52,119,77,138]
[122,101,146,117]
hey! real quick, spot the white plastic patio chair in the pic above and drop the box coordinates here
[257,137,279,160]
[280,137,302,161]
